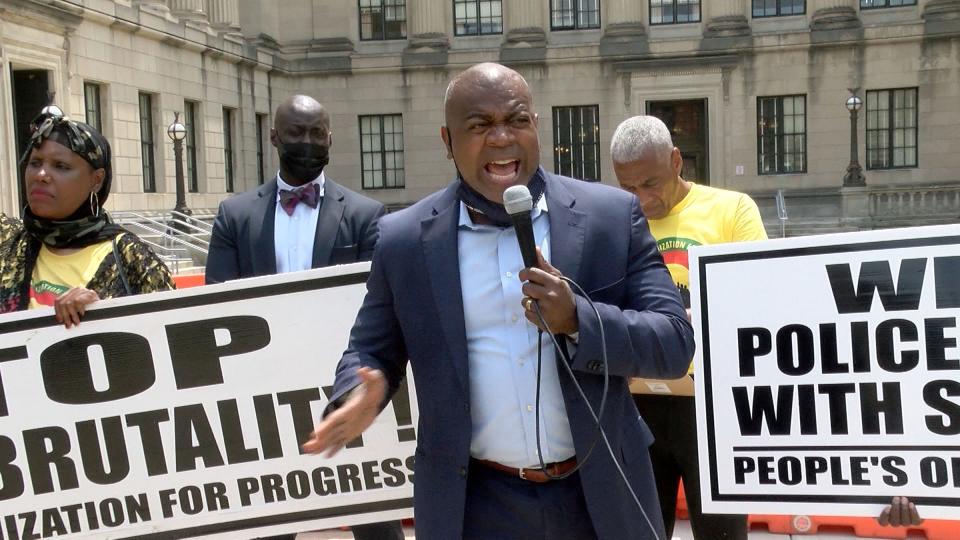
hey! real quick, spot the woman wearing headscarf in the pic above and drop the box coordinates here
[0,112,174,326]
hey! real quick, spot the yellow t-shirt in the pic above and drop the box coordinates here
[29,240,116,309]
[648,183,768,373]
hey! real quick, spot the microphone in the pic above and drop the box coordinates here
[504,185,538,269]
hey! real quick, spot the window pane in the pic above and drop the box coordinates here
[360,114,404,189]
[552,105,600,181]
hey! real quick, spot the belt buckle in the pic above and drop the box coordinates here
[518,467,527,480]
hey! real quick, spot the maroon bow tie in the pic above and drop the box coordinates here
[279,184,320,216]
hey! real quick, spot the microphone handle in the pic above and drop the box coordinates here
[511,212,539,269]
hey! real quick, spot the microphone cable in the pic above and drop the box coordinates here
[528,276,664,540]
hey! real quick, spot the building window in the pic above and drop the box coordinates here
[454,0,502,35]
[860,0,916,8]
[866,88,918,170]
[553,105,601,182]
[359,0,406,40]
[223,108,235,193]
[359,114,405,189]
[83,82,102,132]
[752,0,805,17]
[184,101,200,193]
[650,0,701,24]
[757,95,806,175]
[138,92,156,193]
[256,113,268,185]
[550,0,600,30]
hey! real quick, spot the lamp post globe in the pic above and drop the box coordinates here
[843,88,866,187]
[167,112,191,216]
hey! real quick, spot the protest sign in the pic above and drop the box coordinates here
[0,262,416,539]
[692,224,960,519]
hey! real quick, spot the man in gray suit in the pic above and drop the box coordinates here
[205,95,403,540]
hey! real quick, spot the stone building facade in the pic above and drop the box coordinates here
[1,0,958,231]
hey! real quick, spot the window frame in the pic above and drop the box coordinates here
[865,87,918,170]
[649,0,702,25]
[859,0,916,9]
[453,0,503,36]
[222,107,235,193]
[359,113,405,190]
[756,94,808,175]
[549,0,601,31]
[138,92,157,193]
[256,113,268,185]
[552,105,601,182]
[358,0,407,41]
[184,100,200,193]
[83,82,102,133]
[752,0,806,18]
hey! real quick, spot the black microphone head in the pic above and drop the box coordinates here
[504,185,533,216]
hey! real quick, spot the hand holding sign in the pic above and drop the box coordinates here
[878,496,922,528]
[303,367,387,458]
[54,286,100,328]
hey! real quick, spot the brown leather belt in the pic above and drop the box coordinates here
[474,457,577,483]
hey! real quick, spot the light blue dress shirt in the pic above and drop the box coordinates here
[457,196,576,468]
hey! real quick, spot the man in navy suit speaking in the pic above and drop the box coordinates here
[304,64,695,540]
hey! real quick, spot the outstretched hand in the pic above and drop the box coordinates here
[878,496,922,527]
[302,367,387,458]
[518,248,578,336]
[54,287,100,328]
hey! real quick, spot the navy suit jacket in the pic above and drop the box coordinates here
[205,177,386,283]
[330,173,694,539]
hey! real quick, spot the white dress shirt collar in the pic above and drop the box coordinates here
[276,171,326,201]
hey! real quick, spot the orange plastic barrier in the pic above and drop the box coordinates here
[676,483,959,539]
[173,273,205,289]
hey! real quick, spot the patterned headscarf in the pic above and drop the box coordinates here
[21,112,113,208]
[19,111,123,249]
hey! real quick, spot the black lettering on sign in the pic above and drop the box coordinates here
[125,409,171,476]
[826,259,926,314]
[392,377,416,442]
[253,394,284,460]
[22,427,79,494]
[41,333,154,405]
[934,256,960,309]
[166,316,271,390]
[0,435,24,501]
[174,405,225,472]
[925,317,959,371]
[875,319,919,372]
[217,399,259,464]
[76,416,130,485]
[818,383,856,435]
[924,379,960,435]
[859,382,903,435]
[0,346,28,417]
[737,328,771,377]
[282,388,331,453]
[881,456,908,487]
[776,324,815,376]
[732,386,793,436]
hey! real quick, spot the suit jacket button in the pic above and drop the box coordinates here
[588,360,602,372]
[459,466,467,478]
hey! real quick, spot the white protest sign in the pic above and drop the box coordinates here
[0,262,416,539]
[691,224,960,519]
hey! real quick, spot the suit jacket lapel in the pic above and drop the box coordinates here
[421,183,470,395]
[546,174,585,285]
[252,178,278,275]
[313,179,345,268]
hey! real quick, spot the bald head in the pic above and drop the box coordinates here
[444,63,532,127]
[271,94,332,185]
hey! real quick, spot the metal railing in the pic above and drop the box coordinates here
[110,209,213,274]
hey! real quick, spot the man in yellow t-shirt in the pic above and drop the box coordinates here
[611,115,767,540]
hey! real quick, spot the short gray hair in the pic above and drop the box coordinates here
[610,116,674,164]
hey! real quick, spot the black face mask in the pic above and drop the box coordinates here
[278,141,329,183]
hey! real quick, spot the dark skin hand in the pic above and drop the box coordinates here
[54,287,100,328]
[877,496,922,527]
[518,248,578,336]
[302,367,387,458]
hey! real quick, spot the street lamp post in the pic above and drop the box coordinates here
[843,88,866,187]
[167,112,191,216]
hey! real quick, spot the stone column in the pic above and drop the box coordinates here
[168,0,206,20]
[922,0,960,21]
[704,0,750,37]
[206,0,240,31]
[810,0,860,31]
[407,0,449,50]
[601,0,646,56]
[504,0,545,46]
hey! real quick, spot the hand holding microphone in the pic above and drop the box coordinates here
[504,185,579,336]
